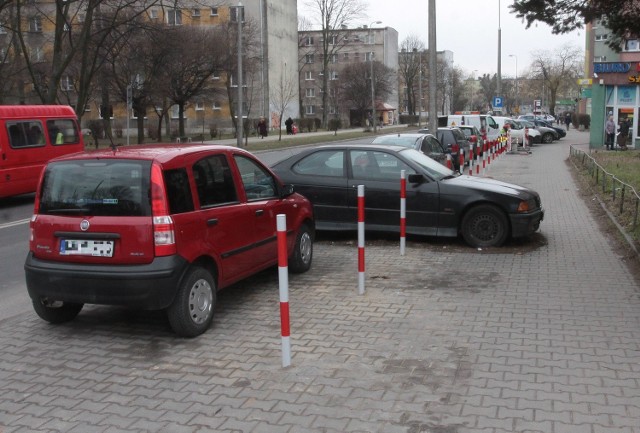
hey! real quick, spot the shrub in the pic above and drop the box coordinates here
[577,113,591,129]
[328,119,341,134]
[399,115,419,125]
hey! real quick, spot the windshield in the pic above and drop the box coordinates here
[399,148,454,180]
[372,135,419,148]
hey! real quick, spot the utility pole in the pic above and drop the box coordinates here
[236,2,244,147]
[428,0,437,133]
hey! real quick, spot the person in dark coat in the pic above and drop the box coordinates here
[618,118,631,150]
[257,117,268,139]
[564,112,571,130]
[285,117,293,135]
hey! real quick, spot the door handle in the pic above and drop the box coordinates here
[207,218,218,226]
[255,209,264,216]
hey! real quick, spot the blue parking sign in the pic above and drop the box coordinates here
[493,97,503,108]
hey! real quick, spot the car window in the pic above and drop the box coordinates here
[350,150,416,181]
[7,121,45,148]
[39,160,152,216]
[46,119,80,145]
[291,149,345,177]
[164,168,195,214]
[425,136,443,154]
[234,155,277,200]
[400,148,453,180]
[193,155,238,208]
[451,129,466,141]
[372,135,419,148]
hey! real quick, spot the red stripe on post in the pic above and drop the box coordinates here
[280,302,290,337]
[277,226,288,267]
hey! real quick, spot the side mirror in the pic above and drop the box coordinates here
[407,173,424,184]
[280,184,295,198]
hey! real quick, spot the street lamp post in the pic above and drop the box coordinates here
[236,1,244,147]
[509,54,517,113]
[369,20,382,133]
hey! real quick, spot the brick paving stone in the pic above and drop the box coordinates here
[1,130,640,432]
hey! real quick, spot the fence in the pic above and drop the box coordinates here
[569,146,640,240]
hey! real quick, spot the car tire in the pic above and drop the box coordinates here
[542,133,554,144]
[461,204,509,248]
[289,223,314,274]
[32,298,83,324]
[167,267,216,338]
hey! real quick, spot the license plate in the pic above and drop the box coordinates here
[60,239,114,257]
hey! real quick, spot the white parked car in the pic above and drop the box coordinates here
[493,116,541,145]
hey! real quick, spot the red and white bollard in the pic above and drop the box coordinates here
[524,128,529,151]
[276,214,291,368]
[446,154,453,170]
[476,145,481,175]
[468,148,474,176]
[459,150,464,174]
[357,185,365,295]
[400,171,406,256]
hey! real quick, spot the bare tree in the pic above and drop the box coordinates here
[340,60,393,126]
[302,0,366,127]
[270,64,297,141]
[398,35,425,116]
[529,44,583,116]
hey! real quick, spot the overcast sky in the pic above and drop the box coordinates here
[298,0,585,78]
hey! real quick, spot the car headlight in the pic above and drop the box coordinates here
[516,198,538,213]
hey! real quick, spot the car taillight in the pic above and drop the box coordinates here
[470,135,478,143]
[451,143,460,153]
[150,163,176,256]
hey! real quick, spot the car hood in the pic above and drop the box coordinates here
[442,174,535,198]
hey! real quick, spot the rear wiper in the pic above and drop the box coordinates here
[45,208,91,214]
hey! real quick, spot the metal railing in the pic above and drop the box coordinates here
[569,146,640,234]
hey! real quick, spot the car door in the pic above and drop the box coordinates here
[346,149,440,235]
[285,149,351,228]
[186,153,258,285]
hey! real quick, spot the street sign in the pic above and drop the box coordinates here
[577,78,593,86]
[492,96,503,108]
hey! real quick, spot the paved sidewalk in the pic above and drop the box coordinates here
[1,129,639,433]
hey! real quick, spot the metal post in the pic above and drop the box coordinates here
[428,0,437,133]
[368,21,381,133]
[126,84,131,146]
[236,2,244,147]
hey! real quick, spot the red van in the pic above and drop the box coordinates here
[0,105,84,199]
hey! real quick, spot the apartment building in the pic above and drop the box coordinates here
[0,0,298,137]
[298,25,399,127]
[586,20,640,149]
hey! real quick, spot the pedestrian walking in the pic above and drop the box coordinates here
[564,112,571,130]
[257,117,268,139]
[605,115,616,150]
[285,117,293,135]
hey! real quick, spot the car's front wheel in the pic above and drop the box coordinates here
[289,223,313,273]
[461,204,509,248]
[167,267,216,338]
[32,298,83,324]
[542,132,554,143]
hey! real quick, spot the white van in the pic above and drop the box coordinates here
[440,114,501,141]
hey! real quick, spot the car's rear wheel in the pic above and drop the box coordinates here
[32,298,83,324]
[461,204,509,248]
[289,223,313,273]
[167,267,216,338]
[542,132,554,143]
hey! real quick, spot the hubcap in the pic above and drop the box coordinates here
[188,279,213,324]
[472,214,498,242]
[299,232,312,264]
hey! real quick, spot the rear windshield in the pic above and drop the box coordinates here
[39,159,152,216]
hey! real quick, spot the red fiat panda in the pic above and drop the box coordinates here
[24,144,314,337]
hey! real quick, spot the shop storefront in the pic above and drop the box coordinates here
[589,61,640,149]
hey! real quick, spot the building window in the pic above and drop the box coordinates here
[63,23,70,31]
[170,105,180,119]
[624,39,640,52]
[354,52,360,61]
[77,13,85,23]
[329,71,338,80]
[167,9,182,25]
[330,54,338,63]
[305,105,315,115]
[192,9,200,18]
[306,88,315,97]
[29,16,42,32]
[365,52,373,61]
[328,35,337,45]
[213,101,221,110]
[149,9,158,19]
[305,54,314,64]
[210,7,218,16]
[329,106,338,115]
[305,71,313,80]
[595,34,609,41]
[304,35,314,46]
[31,47,44,62]
[343,52,349,60]
[195,101,204,111]
[594,56,607,62]
[211,70,220,80]
[61,76,73,91]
